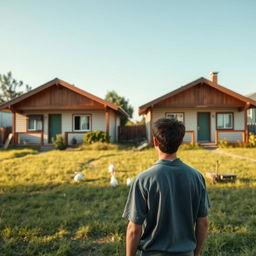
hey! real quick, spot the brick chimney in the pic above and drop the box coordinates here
[210,72,218,84]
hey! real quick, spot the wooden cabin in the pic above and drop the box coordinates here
[139,73,256,144]
[0,78,128,146]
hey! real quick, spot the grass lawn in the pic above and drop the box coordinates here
[219,148,256,159]
[0,147,39,161]
[0,146,256,255]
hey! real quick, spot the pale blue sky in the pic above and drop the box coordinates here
[0,0,256,120]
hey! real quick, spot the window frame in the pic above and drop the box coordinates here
[165,112,185,123]
[72,114,92,132]
[216,112,234,130]
[27,115,43,132]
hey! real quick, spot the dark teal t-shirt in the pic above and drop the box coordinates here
[122,158,210,256]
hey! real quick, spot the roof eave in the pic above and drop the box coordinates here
[138,77,205,112]
[139,77,256,112]
[0,78,128,115]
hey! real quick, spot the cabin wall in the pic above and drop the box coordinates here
[16,113,27,132]
[234,111,245,130]
[151,108,245,143]
[109,110,117,142]
[145,110,152,143]
[15,110,112,145]
[152,109,198,142]
[248,108,256,123]
[217,132,243,142]
[0,112,12,127]
[116,115,120,141]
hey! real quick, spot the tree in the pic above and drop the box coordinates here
[0,71,32,104]
[105,90,133,126]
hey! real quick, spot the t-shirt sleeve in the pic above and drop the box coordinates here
[197,176,211,218]
[122,176,148,225]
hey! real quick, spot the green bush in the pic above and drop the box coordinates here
[248,133,256,147]
[52,134,66,150]
[83,131,110,144]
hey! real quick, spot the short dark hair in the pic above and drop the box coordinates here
[152,118,185,154]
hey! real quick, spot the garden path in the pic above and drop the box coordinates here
[209,148,256,162]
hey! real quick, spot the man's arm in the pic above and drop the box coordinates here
[126,221,142,256]
[194,216,208,256]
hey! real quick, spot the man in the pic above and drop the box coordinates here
[122,118,210,256]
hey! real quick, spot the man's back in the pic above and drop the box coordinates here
[123,158,209,256]
[123,118,209,256]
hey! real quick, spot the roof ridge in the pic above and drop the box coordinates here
[139,76,256,115]
[0,78,128,117]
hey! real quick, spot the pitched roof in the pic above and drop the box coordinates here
[0,78,128,117]
[247,92,256,101]
[139,77,256,115]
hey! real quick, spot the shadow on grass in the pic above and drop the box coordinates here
[211,178,256,184]
[238,178,256,183]
[85,177,109,182]
[1,183,256,255]
[0,147,39,162]
[79,154,119,169]
[0,182,130,255]
[116,169,129,173]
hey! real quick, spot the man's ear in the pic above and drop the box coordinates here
[153,137,159,147]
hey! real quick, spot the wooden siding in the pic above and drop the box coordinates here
[154,83,245,108]
[13,85,104,111]
[0,112,12,127]
[151,108,245,143]
[15,113,27,132]
[184,131,195,144]
[145,109,152,143]
[109,110,116,142]
[215,130,245,143]
[14,110,109,145]
[18,133,41,145]
[66,132,87,145]
[118,125,146,142]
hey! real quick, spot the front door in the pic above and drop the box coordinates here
[49,114,61,143]
[198,112,210,142]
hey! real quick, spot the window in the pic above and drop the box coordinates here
[27,115,43,131]
[73,115,91,131]
[216,113,233,129]
[165,112,184,123]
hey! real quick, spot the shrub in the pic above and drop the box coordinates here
[218,138,230,148]
[180,143,200,150]
[83,131,110,144]
[248,133,256,147]
[218,134,256,148]
[52,134,66,150]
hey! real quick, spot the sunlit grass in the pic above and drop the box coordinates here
[0,147,39,161]
[0,146,256,255]
[219,148,256,159]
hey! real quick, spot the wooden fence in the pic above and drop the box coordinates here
[118,125,146,142]
[0,127,12,145]
[248,123,256,135]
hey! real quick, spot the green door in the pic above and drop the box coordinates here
[198,112,210,142]
[49,114,61,143]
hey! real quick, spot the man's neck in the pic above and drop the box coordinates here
[158,152,177,161]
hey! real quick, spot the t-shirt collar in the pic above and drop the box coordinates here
[154,158,181,166]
